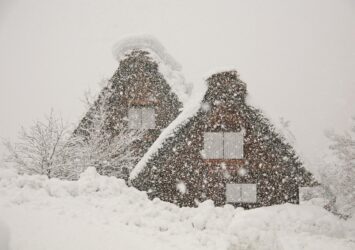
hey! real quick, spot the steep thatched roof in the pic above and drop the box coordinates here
[130,70,317,206]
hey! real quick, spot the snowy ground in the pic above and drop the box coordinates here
[0,167,354,250]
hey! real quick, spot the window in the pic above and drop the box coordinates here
[203,132,243,159]
[226,183,257,203]
[128,107,155,129]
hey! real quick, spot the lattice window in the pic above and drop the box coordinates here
[203,132,243,159]
[226,183,257,203]
[128,107,156,129]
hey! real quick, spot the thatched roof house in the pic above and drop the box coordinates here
[74,37,190,178]
[130,70,316,208]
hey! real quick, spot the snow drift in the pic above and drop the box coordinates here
[0,167,354,250]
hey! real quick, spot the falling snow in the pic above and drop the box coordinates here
[176,181,187,194]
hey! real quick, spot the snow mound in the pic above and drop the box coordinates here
[113,34,181,71]
[1,166,354,250]
[112,34,191,105]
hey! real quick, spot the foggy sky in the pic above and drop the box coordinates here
[0,0,354,172]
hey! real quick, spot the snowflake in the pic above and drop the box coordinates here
[176,181,187,194]
[238,167,247,176]
[201,102,211,112]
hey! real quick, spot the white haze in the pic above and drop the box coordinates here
[0,0,354,174]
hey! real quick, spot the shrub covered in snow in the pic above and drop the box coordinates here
[319,116,355,217]
[2,111,72,178]
[2,89,142,180]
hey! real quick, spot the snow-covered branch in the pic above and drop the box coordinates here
[320,116,355,217]
[3,111,70,178]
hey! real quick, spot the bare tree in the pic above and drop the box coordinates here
[67,123,141,180]
[321,116,355,217]
[3,82,143,180]
[65,83,142,180]
[3,111,70,178]
[278,117,296,146]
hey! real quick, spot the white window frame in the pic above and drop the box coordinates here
[226,183,257,203]
[128,107,156,129]
[203,132,243,159]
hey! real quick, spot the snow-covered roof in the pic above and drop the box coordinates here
[129,70,251,180]
[112,35,191,105]
[129,78,208,180]
[129,70,244,180]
